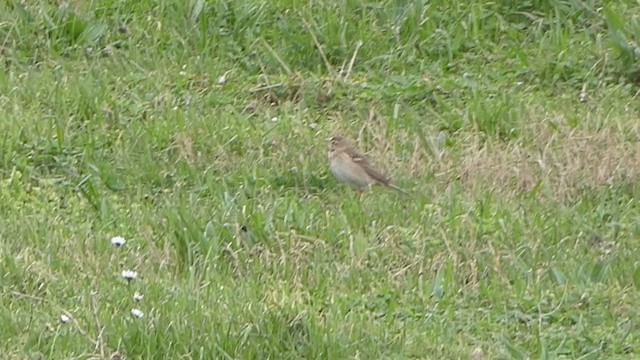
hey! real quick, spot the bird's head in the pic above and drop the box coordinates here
[328,135,349,152]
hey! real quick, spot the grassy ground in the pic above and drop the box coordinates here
[2,0,640,359]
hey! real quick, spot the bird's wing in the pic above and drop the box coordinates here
[346,147,390,185]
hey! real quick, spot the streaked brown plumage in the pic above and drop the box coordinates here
[328,135,409,195]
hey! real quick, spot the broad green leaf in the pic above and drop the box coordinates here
[504,339,529,360]
[204,221,216,239]
[590,262,607,283]
[549,267,566,285]
[430,268,444,299]
[11,1,31,21]
[603,6,626,32]
[80,23,108,46]
[633,267,640,289]
[190,0,205,25]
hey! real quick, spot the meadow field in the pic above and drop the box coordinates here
[2,0,640,358]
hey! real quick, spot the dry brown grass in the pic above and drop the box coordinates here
[445,120,640,201]
[325,106,640,202]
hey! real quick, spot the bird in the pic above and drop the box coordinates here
[328,135,410,195]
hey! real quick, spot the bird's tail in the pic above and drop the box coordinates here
[388,183,411,196]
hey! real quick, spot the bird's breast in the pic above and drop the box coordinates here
[330,153,374,187]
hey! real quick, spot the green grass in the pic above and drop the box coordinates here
[2,0,640,358]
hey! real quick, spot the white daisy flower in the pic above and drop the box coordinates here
[121,270,138,281]
[111,236,126,247]
[133,292,144,302]
[60,314,71,324]
[131,308,144,318]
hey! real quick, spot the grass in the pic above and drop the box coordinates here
[1,0,640,358]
